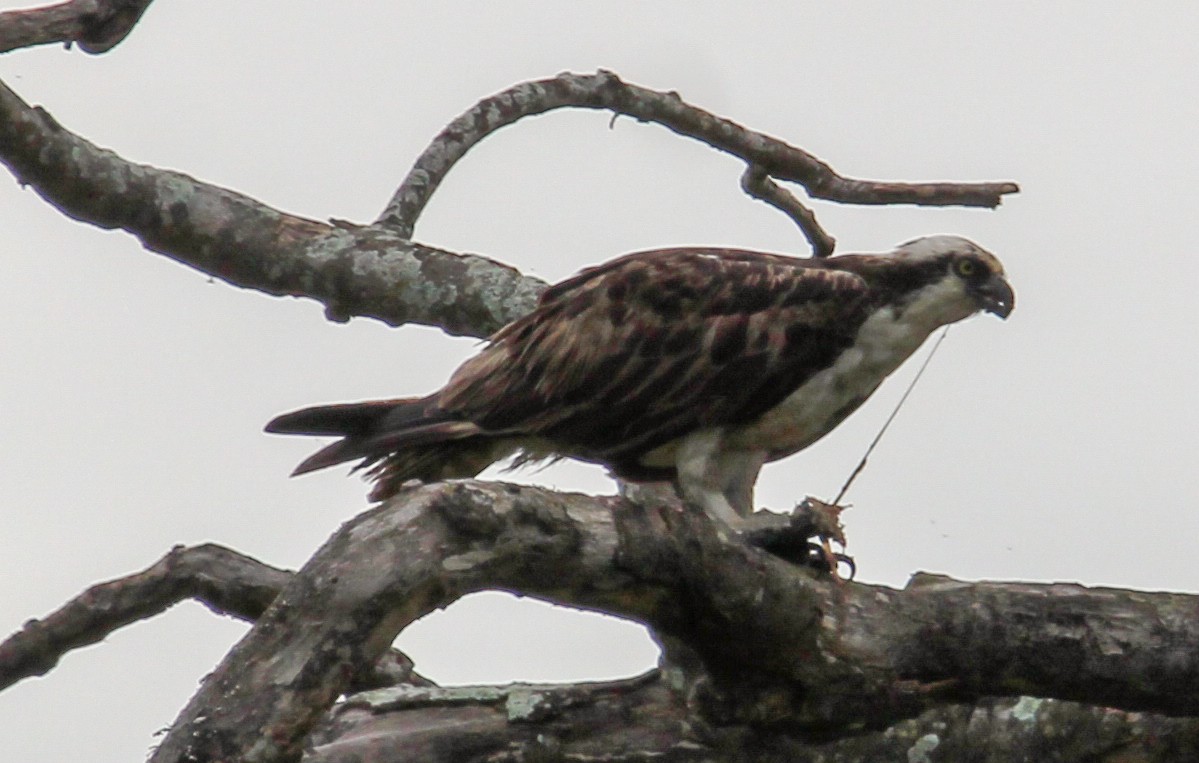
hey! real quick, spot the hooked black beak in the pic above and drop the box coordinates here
[973,275,1015,319]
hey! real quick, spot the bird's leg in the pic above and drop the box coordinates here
[672,433,852,577]
[674,432,768,529]
[673,430,743,527]
[720,449,769,518]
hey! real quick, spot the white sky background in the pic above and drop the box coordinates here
[2,2,1197,760]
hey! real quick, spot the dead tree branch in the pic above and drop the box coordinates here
[0,544,287,692]
[309,683,1199,763]
[0,67,1017,338]
[0,0,155,54]
[140,481,1199,763]
[0,543,429,695]
[741,165,836,256]
[0,80,543,337]
[308,672,687,762]
[378,70,1019,251]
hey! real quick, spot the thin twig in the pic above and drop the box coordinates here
[833,327,951,505]
[740,165,836,256]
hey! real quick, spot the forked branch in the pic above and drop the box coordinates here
[379,70,1019,252]
[0,64,1016,336]
[741,165,837,256]
[136,482,1199,763]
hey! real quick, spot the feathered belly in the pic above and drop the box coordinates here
[635,309,932,470]
[728,311,928,459]
[727,355,879,458]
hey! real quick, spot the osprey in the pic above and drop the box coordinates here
[267,235,1013,527]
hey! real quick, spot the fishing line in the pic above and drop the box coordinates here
[832,325,951,506]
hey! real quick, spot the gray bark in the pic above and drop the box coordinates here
[135,484,1199,762]
[5,483,1198,761]
[310,683,1199,763]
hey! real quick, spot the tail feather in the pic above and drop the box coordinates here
[291,439,360,476]
[265,397,421,437]
[266,395,513,497]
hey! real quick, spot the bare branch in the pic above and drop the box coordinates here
[0,542,431,695]
[310,683,1199,763]
[0,544,287,691]
[0,67,1014,339]
[0,79,544,337]
[0,0,155,54]
[741,165,836,256]
[148,484,629,763]
[378,70,1019,239]
[307,672,687,762]
[143,481,1199,763]
[9,505,1196,762]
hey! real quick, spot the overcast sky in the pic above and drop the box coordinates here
[2,2,1198,761]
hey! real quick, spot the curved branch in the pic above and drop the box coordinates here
[0,542,430,695]
[0,0,156,54]
[0,79,544,337]
[0,544,287,691]
[1,68,1016,339]
[143,481,1199,763]
[8,500,1198,762]
[378,70,1020,239]
[148,484,630,763]
[741,165,836,256]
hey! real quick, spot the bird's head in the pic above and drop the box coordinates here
[889,235,1015,325]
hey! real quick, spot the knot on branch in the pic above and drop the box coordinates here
[76,0,154,53]
[429,482,584,583]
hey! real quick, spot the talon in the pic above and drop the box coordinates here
[819,536,841,581]
[796,496,854,581]
[798,496,848,546]
[818,537,856,583]
[833,551,856,581]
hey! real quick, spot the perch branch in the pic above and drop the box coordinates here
[0,0,156,54]
[0,79,543,337]
[379,70,1019,240]
[144,481,1199,763]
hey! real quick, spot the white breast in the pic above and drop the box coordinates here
[637,274,978,469]
[726,304,936,458]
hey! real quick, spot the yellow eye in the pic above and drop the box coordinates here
[955,258,977,277]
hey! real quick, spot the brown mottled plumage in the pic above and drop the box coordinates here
[267,236,1013,526]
